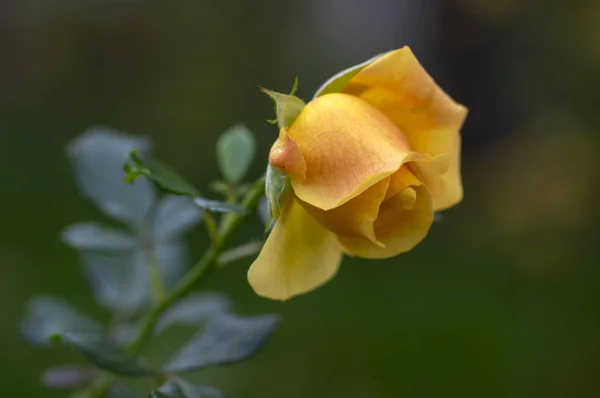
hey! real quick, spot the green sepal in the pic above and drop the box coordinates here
[264,164,289,233]
[313,51,389,98]
[289,76,299,95]
[260,78,305,129]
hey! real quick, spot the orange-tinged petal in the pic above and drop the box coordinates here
[300,176,391,245]
[269,128,307,180]
[287,93,414,211]
[342,46,467,211]
[247,196,343,300]
[338,167,433,259]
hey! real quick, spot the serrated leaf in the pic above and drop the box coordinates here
[193,198,246,214]
[55,333,155,377]
[67,127,156,226]
[155,293,231,334]
[62,223,137,251]
[157,380,224,398]
[219,241,263,265]
[124,149,200,197]
[125,150,245,215]
[152,196,203,240]
[164,313,280,373]
[313,51,389,98]
[41,365,90,390]
[216,124,255,185]
[21,296,104,346]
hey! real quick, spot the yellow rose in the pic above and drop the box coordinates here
[249,46,468,300]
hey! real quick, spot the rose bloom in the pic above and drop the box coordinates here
[249,47,468,300]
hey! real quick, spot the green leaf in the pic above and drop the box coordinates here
[193,198,246,214]
[81,242,187,314]
[156,380,224,398]
[260,88,305,129]
[67,200,197,314]
[124,149,200,197]
[164,313,280,373]
[155,293,231,334]
[172,380,224,398]
[152,195,203,240]
[125,150,245,215]
[22,298,154,377]
[81,251,152,313]
[216,124,256,185]
[21,296,104,346]
[62,223,137,252]
[219,241,263,265]
[54,333,155,377]
[313,52,389,98]
[41,365,89,390]
[67,127,156,226]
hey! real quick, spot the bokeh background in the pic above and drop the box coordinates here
[2,0,600,397]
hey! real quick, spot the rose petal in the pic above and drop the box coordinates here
[269,128,307,181]
[338,168,434,258]
[300,177,391,245]
[286,93,414,211]
[247,197,343,300]
[342,46,467,211]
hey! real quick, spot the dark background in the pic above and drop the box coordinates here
[2,1,600,397]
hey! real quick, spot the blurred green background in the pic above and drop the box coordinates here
[2,1,600,397]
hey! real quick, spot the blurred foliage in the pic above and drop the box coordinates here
[19,129,278,396]
[2,0,600,397]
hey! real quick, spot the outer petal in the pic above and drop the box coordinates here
[341,46,467,211]
[286,93,414,211]
[247,196,343,300]
[338,167,434,258]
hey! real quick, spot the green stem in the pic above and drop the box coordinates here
[126,250,211,356]
[145,243,166,304]
[127,176,265,357]
[86,177,265,398]
[203,210,218,248]
[87,177,265,398]
[140,202,166,304]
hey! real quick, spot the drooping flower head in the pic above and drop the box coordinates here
[249,47,468,300]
